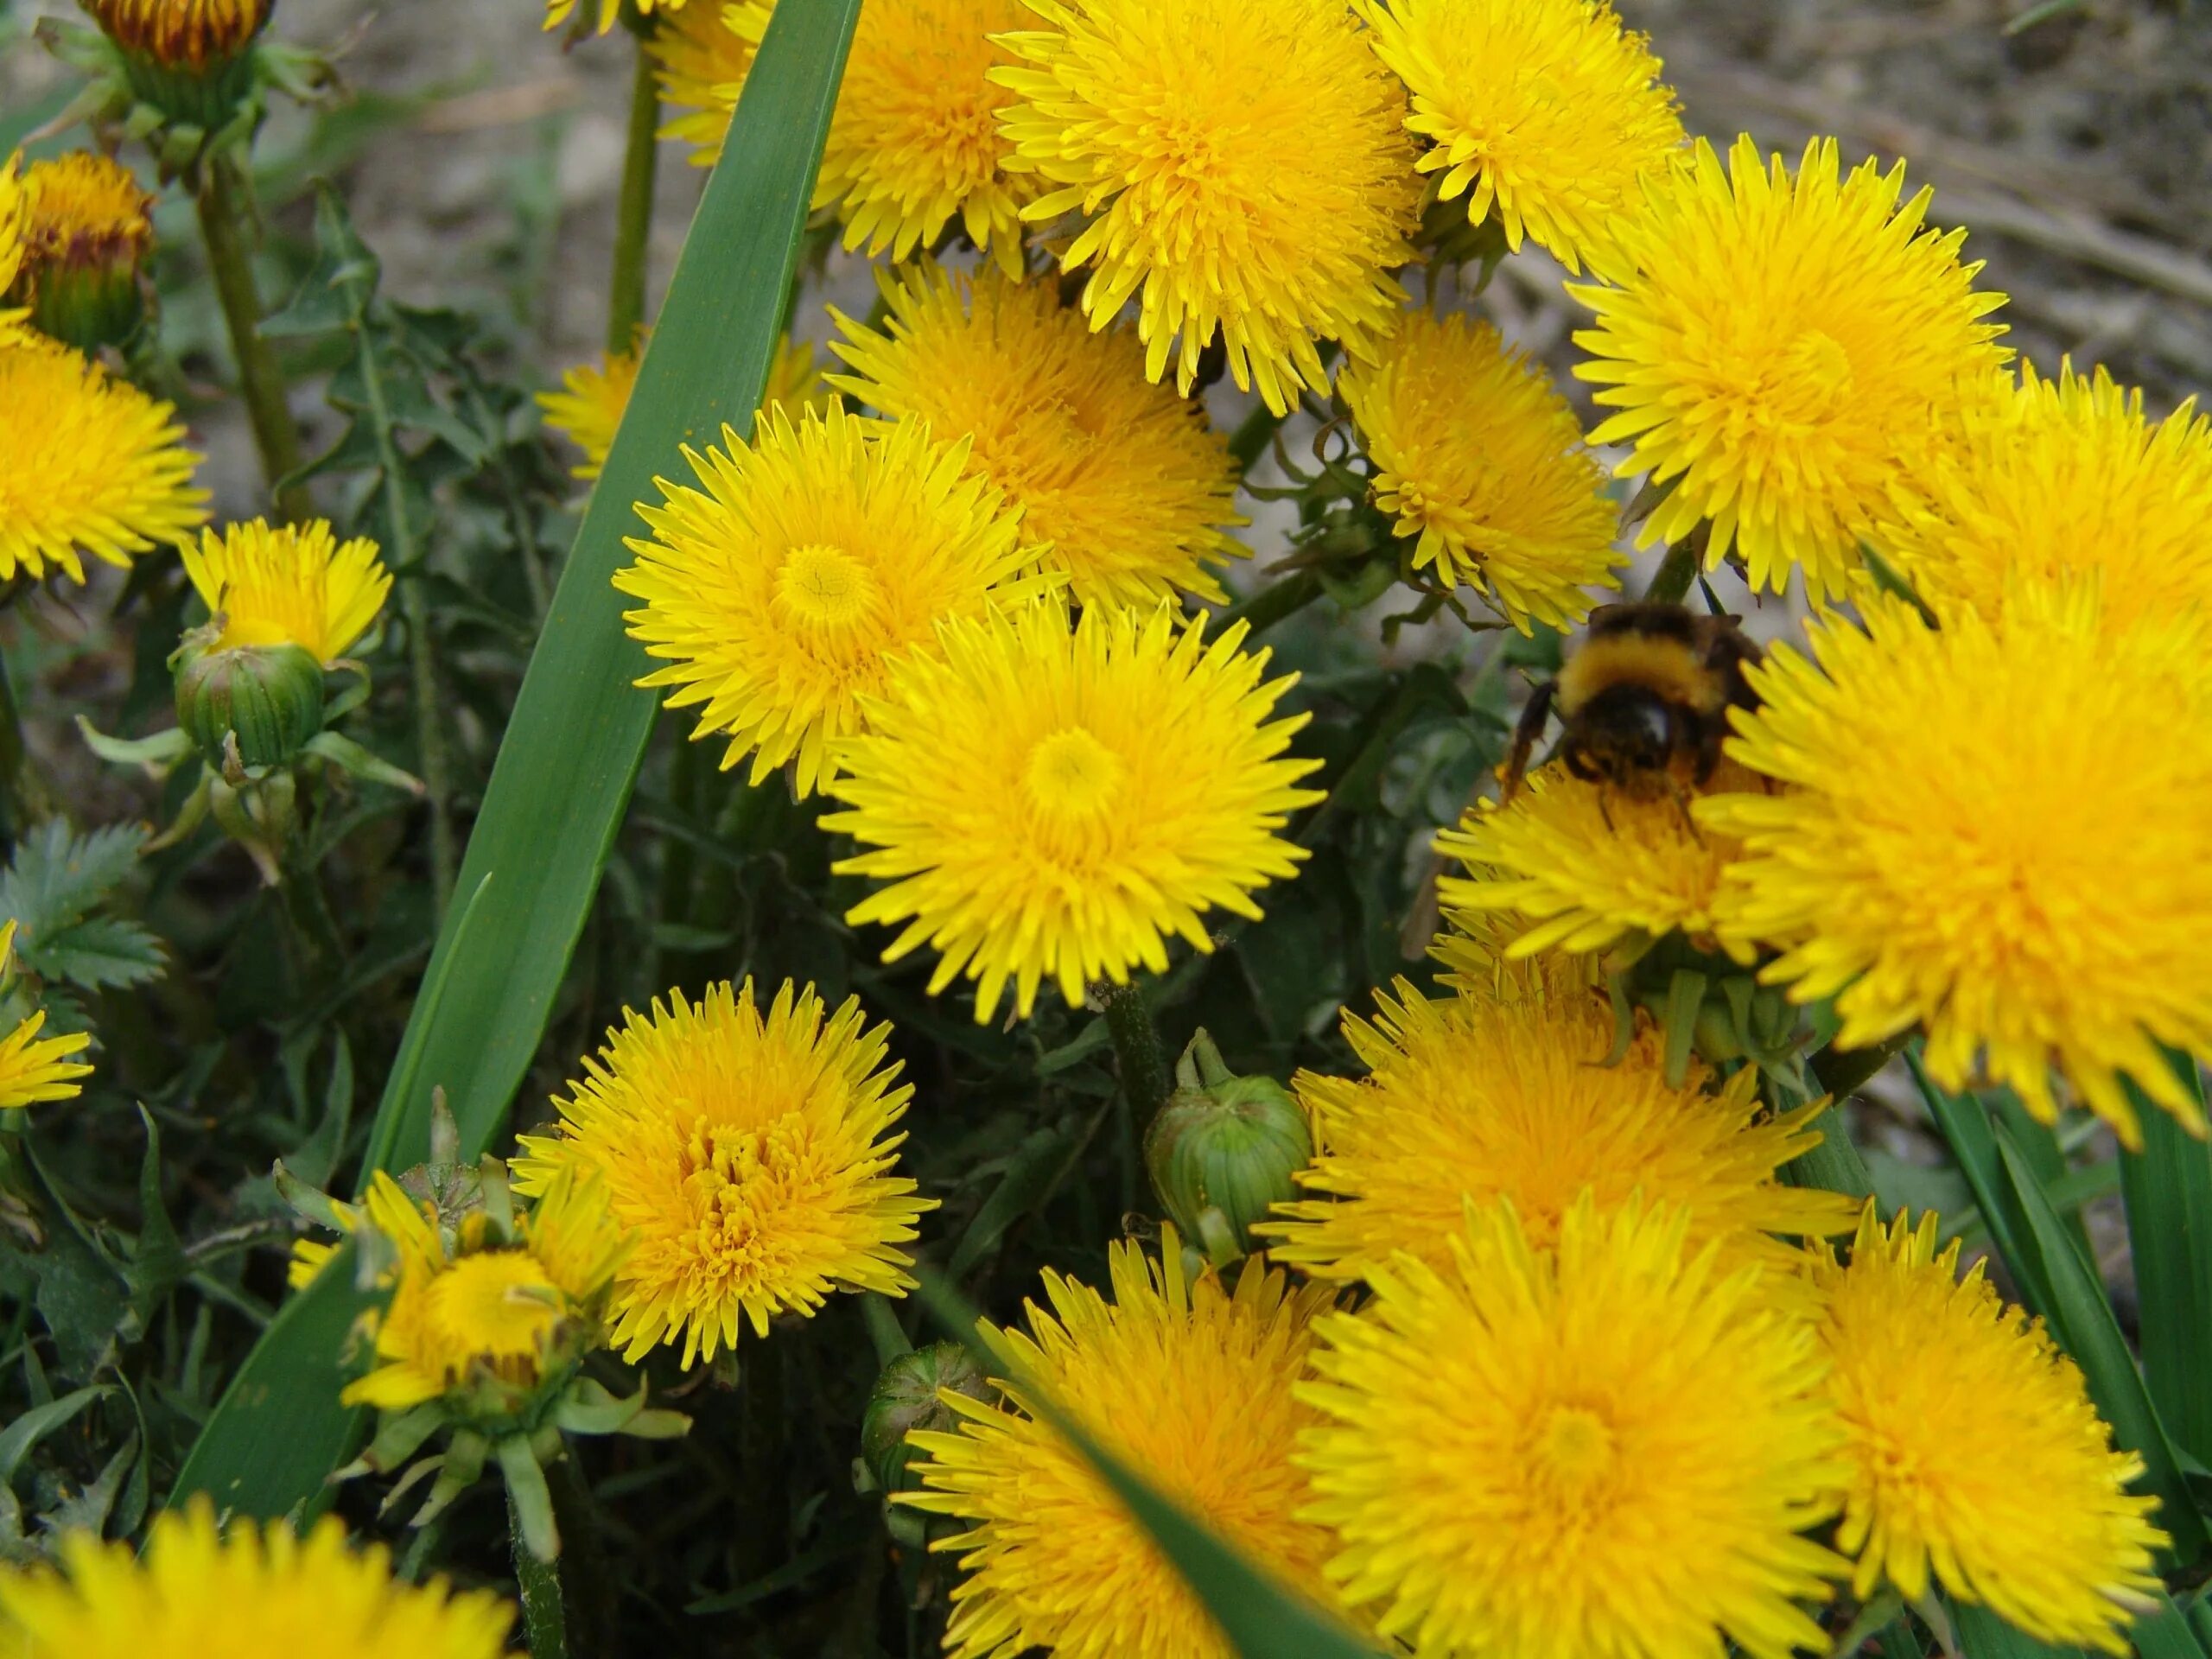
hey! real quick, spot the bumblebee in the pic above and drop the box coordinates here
[1502,601,1762,801]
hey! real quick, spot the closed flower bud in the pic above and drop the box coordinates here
[861,1342,988,1495]
[13,154,154,353]
[173,625,325,772]
[1144,1030,1312,1265]
[82,0,276,136]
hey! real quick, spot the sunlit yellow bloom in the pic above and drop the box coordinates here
[1341,309,1621,631]
[651,3,762,164]
[1357,0,1684,276]
[0,923,92,1112]
[1298,1198,1844,1659]
[82,0,271,68]
[658,0,1039,270]
[1573,136,2009,600]
[616,405,1050,798]
[0,335,207,584]
[1259,976,1853,1284]
[826,601,1323,1023]
[342,1167,626,1412]
[995,0,1420,413]
[0,1499,512,1659]
[831,262,1245,607]
[0,154,28,344]
[541,333,828,483]
[1874,360,2212,632]
[19,153,154,275]
[181,518,390,664]
[1704,585,2212,1146]
[902,1233,1343,1659]
[545,0,691,36]
[516,980,933,1367]
[1815,1206,2164,1651]
[1436,758,1757,959]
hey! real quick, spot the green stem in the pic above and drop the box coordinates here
[607,21,661,355]
[1228,402,1287,473]
[350,315,458,914]
[507,1483,569,1659]
[276,848,346,979]
[1641,539,1700,606]
[1216,570,1323,639]
[861,1292,913,1367]
[0,631,49,846]
[547,1456,613,1659]
[652,734,701,985]
[1102,982,1169,1217]
[194,156,313,524]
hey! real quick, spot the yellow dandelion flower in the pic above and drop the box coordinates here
[1259,976,1853,1284]
[1436,758,1757,959]
[20,152,154,275]
[901,1233,1343,1659]
[1340,310,1622,632]
[81,0,271,69]
[1875,361,2212,632]
[545,0,691,36]
[1815,1206,2163,1651]
[541,332,830,484]
[831,262,1246,608]
[1704,584,2212,1146]
[0,1499,512,1659]
[0,924,92,1113]
[825,601,1324,1023]
[995,0,1420,413]
[181,518,391,664]
[1573,136,2010,601]
[0,153,28,344]
[655,0,1039,269]
[514,980,933,1368]
[1297,1198,1845,1659]
[342,1166,627,1412]
[651,3,762,165]
[0,335,207,584]
[616,405,1049,798]
[1356,0,1684,277]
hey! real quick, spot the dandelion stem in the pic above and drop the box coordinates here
[194,155,313,525]
[1217,569,1323,639]
[861,1292,913,1367]
[507,1482,569,1659]
[608,16,662,356]
[1641,539,1700,606]
[0,630,51,846]
[1102,982,1168,1217]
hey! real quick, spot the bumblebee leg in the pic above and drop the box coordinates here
[1501,680,1556,803]
[1665,774,1704,843]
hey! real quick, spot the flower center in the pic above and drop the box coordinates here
[1530,1405,1617,1499]
[774,543,881,636]
[425,1250,563,1361]
[1770,328,1857,423]
[1024,727,1125,823]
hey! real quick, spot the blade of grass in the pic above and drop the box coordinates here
[1909,1054,2054,1316]
[911,1271,1380,1657]
[2119,1058,2212,1465]
[1992,1131,2207,1567]
[360,0,861,1178]
[171,3,861,1522]
[1950,1600,2087,1658]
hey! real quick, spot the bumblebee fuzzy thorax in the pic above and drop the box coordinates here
[1555,629,1727,718]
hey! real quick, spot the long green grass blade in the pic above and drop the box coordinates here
[1951,1599,2087,1658]
[912,1272,1379,1657]
[363,0,863,1178]
[1910,1055,2054,1315]
[2120,1059,2212,1464]
[1992,1132,2208,1567]
[169,3,861,1522]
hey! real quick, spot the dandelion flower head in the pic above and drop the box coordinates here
[1298,1198,1844,1659]
[515,980,933,1367]
[1340,308,1622,632]
[0,334,207,584]
[651,2,764,164]
[0,1499,512,1659]
[1705,583,2212,1146]
[0,921,92,1112]
[0,153,27,343]
[19,153,153,274]
[995,0,1421,412]
[1573,136,2009,600]
[82,0,272,68]
[341,1166,627,1412]
[615,404,1051,798]
[541,331,828,483]
[901,1234,1341,1659]
[182,518,391,664]
[832,262,1246,608]
[1259,976,1855,1285]
[1873,360,2212,632]
[826,601,1323,1023]
[546,0,691,36]
[1814,1205,2163,1651]
[1357,0,1684,276]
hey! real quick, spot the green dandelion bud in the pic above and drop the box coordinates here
[173,625,326,774]
[1144,1030,1312,1267]
[861,1341,989,1496]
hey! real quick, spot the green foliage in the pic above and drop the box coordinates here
[0,821,164,1002]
